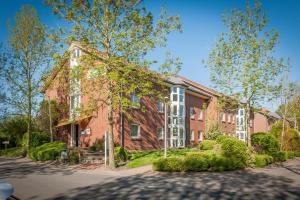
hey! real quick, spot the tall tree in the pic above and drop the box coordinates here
[46,0,182,168]
[0,5,54,151]
[206,1,287,146]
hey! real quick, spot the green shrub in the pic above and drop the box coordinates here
[184,153,210,171]
[270,151,287,162]
[0,147,26,157]
[199,140,217,150]
[216,135,249,168]
[115,146,129,162]
[153,157,186,172]
[251,133,279,154]
[68,149,83,164]
[29,141,66,161]
[22,132,50,148]
[254,154,273,167]
[294,151,300,157]
[89,138,104,152]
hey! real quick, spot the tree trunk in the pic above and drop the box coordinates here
[246,103,251,147]
[27,79,32,155]
[281,99,288,151]
[108,90,116,168]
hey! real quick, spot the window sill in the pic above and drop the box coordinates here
[131,137,142,141]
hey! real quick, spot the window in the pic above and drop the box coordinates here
[179,105,184,116]
[240,132,245,140]
[157,127,164,140]
[240,109,244,116]
[131,124,140,139]
[172,94,178,102]
[232,115,235,124]
[131,93,140,108]
[190,107,195,119]
[236,117,239,126]
[173,117,178,125]
[250,119,253,127]
[190,130,195,141]
[221,112,225,122]
[173,105,177,115]
[179,88,184,102]
[198,131,203,141]
[198,110,203,120]
[179,95,184,102]
[228,114,231,123]
[157,101,164,113]
[72,48,81,59]
[71,94,80,110]
[173,127,178,136]
[172,87,177,93]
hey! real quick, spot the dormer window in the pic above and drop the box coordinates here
[131,93,140,108]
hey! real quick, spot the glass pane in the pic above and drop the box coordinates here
[179,88,184,95]
[173,105,177,115]
[179,105,184,116]
[173,94,178,101]
[172,87,177,93]
[131,125,138,137]
[179,95,184,102]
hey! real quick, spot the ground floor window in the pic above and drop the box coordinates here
[190,130,195,141]
[157,127,164,140]
[198,131,203,141]
[131,124,140,139]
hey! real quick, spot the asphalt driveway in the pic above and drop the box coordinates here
[1,157,300,200]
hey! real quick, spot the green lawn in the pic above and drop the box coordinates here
[127,148,197,168]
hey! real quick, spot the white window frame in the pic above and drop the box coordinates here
[190,107,195,119]
[198,131,203,141]
[228,113,231,123]
[130,124,140,139]
[221,112,225,122]
[157,127,164,140]
[131,93,140,108]
[198,110,203,121]
[157,101,164,113]
[190,130,195,141]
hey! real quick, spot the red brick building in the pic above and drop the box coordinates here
[43,43,280,150]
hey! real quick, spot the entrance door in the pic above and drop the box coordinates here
[74,124,80,147]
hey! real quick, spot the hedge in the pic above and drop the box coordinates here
[153,157,186,172]
[199,140,217,150]
[251,133,279,154]
[29,141,66,161]
[254,154,273,167]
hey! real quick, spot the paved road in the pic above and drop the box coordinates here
[1,157,300,200]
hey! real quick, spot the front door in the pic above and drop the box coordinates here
[75,124,80,147]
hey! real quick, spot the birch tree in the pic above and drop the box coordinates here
[206,1,287,146]
[46,0,182,168]
[0,5,54,151]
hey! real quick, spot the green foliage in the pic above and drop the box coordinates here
[153,157,186,172]
[269,151,287,162]
[251,132,279,154]
[0,116,28,146]
[270,121,285,139]
[89,138,104,152]
[36,99,60,133]
[216,135,249,168]
[184,153,210,171]
[115,146,129,162]
[22,132,50,148]
[29,141,66,161]
[68,149,83,164]
[0,147,26,157]
[254,154,274,167]
[199,140,217,150]
[205,123,223,140]
[282,129,300,151]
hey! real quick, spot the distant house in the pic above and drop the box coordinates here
[253,108,281,133]
[42,42,279,150]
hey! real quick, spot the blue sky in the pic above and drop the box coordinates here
[1,0,299,111]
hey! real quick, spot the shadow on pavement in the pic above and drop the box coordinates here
[48,170,300,200]
[0,157,76,179]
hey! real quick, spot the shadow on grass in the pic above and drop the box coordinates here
[0,157,76,179]
[48,170,300,200]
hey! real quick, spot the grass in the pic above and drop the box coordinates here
[0,147,25,157]
[127,148,197,168]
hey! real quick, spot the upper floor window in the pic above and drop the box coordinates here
[72,48,81,59]
[198,110,204,121]
[232,115,235,124]
[172,87,177,93]
[172,94,178,102]
[190,107,195,119]
[131,93,140,108]
[239,109,244,116]
[228,114,231,123]
[131,124,140,139]
[172,105,178,115]
[250,119,253,127]
[157,101,164,113]
[221,112,225,122]
[179,105,184,116]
